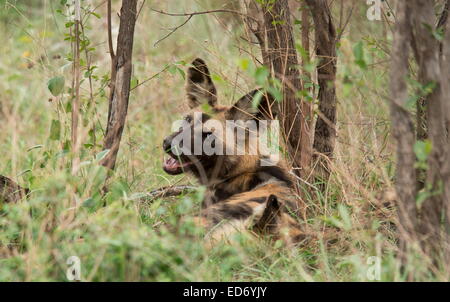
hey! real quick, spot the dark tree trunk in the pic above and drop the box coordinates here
[410,0,446,256]
[390,0,450,263]
[414,0,449,190]
[442,4,450,238]
[389,1,419,249]
[306,0,337,180]
[260,0,313,178]
[101,0,138,170]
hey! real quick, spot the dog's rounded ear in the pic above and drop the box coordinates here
[186,58,218,110]
[226,89,277,121]
[253,194,281,233]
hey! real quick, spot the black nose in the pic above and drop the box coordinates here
[163,138,171,152]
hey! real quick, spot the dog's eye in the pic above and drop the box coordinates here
[184,116,192,123]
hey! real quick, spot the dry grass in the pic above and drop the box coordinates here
[0,0,447,281]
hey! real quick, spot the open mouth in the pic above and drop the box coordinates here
[163,155,193,175]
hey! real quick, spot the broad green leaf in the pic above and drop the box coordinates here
[95,149,110,161]
[47,76,65,96]
[49,119,61,140]
[254,66,269,85]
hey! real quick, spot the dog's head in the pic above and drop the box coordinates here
[162,58,278,184]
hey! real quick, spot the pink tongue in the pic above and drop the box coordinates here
[165,157,180,170]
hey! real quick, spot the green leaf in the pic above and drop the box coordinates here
[295,43,309,60]
[201,103,213,115]
[271,20,285,26]
[167,64,185,80]
[49,119,61,141]
[266,85,283,102]
[130,76,139,89]
[338,204,352,231]
[353,41,367,70]
[47,76,65,96]
[167,64,177,75]
[422,81,437,95]
[414,140,432,162]
[254,66,269,85]
[251,90,264,109]
[176,67,185,80]
[82,197,96,208]
[90,12,101,19]
[95,149,110,161]
[304,62,316,73]
[238,58,250,71]
[211,74,224,84]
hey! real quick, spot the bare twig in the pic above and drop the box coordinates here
[336,3,354,41]
[151,8,258,46]
[72,0,81,174]
[137,0,146,19]
[107,0,115,59]
[130,65,170,91]
[153,15,193,47]
[151,8,257,21]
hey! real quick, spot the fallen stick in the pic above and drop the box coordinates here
[144,185,196,201]
[1,176,194,204]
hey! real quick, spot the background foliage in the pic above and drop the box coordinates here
[0,0,443,281]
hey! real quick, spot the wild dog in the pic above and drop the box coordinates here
[162,58,306,246]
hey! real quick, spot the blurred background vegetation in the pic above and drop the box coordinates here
[0,0,444,281]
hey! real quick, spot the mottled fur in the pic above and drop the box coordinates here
[163,58,306,246]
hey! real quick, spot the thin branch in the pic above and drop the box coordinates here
[107,0,115,59]
[137,0,146,19]
[153,15,193,47]
[336,3,354,41]
[130,65,170,91]
[151,8,258,22]
[151,8,258,47]
[72,0,81,175]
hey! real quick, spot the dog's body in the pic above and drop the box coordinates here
[162,58,306,246]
